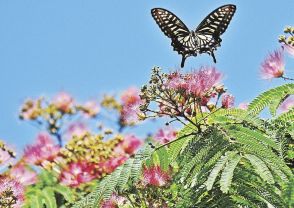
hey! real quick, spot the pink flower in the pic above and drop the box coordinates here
[0,177,24,208]
[20,99,40,120]
[0,148,12,166]
[100,156,128,174]
[100,193,126,208]
[120,135,142,155]
[238,102,249,110]
[222,94,235,109]
[23,133,60,165]
[120,87,143,124]
[142,165,171,187]
[59,161,97,187]
[166,67,222,97]
[9,164,37,186]
[81,101,100,118]
[279,95,294,113]
[53,92,74,113]
[65,122,88,140]
[154,127,177,144]
[261,50,285,79]
[282,44,294,57]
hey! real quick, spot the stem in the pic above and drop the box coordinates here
[282,76,294,81]
[54,132,63,147]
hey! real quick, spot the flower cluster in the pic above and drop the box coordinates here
[9,164,37,186]
[279,26,294,57]
[0,177,24,208]
[142,165,171,187]
[23,133,60,167]
[154,126,177,144]
[140,67,234,126]
[100,193,127,208]
[0,141,15,167]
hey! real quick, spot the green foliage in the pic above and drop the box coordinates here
[23,171,74,208]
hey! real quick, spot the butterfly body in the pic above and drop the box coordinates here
[151,5,236,67]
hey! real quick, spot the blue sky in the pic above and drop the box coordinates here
[0,0,293,150]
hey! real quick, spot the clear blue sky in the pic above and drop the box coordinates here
[0,1,293,150]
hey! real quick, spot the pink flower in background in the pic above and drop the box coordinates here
[100,156,128,174]
[0,177,24,208]
[222,94,235,109]
[0,148,12,166]
[142,165,171,187]
[9,164,37,186]
[238,102,249,110]
[154,127,177,144]
[120,134,142,155]
[20,99,40,120]
[279,95,294,113]
[82,101,100,118]
[282,44,294,57]
[121,87,143,124]
[59,161,97,187]
[66,122,88,140]
[23,133,60,165]
[261,49,285,79]
[100,193,126,208]
[53,92,74,113]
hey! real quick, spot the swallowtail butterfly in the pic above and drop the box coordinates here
[151,4,236,67]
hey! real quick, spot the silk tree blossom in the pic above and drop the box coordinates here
[0,177,24,208]
[9,164,37,186]
[120,87,143,124]
[166,67,222,97]
[119,134,142,155]
[23,133,60,165]
[238,102,249,110]
[154,127,177,144]
[19,99,41,120]
[142,165,171,187]
[53,92,74,113]
[260,50,285,79]
[282,44,294,57]
[279,95,294,113]
[222,93,235,109]
[65,122,88,140]
[0,148,12,166]
[81,101,100,118]
[100,193,127,208]
[100,156,128,174]
[59,161,97,187]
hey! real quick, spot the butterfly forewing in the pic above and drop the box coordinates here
[151,8,190,39]
[195,4,236,35]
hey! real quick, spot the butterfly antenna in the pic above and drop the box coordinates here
[211,51,217,63]
[181,55,186,68]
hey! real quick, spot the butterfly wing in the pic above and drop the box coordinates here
[151,8,196,67]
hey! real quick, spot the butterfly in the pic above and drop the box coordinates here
[151,4,236,67]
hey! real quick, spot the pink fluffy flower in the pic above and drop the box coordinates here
[154,127,177,144]
[279,95,294,113]
[100,156,128,174]
[142,165,171,187]
[59,161,97,187]
[0,148,12,166]
[9,164,37,186]
[65,122,88,140]
[222,94,235,109]
[120,135,142,155]
[283,44,294,57]
[238,102,249,110]
[82,101,100,118]
[53,92,74,113]
[0,177,24,208]
[120,87,143,124]
[166,67,222,98]
[260,50,285,79]
[23,133,60,165]
[100,193,126,208]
